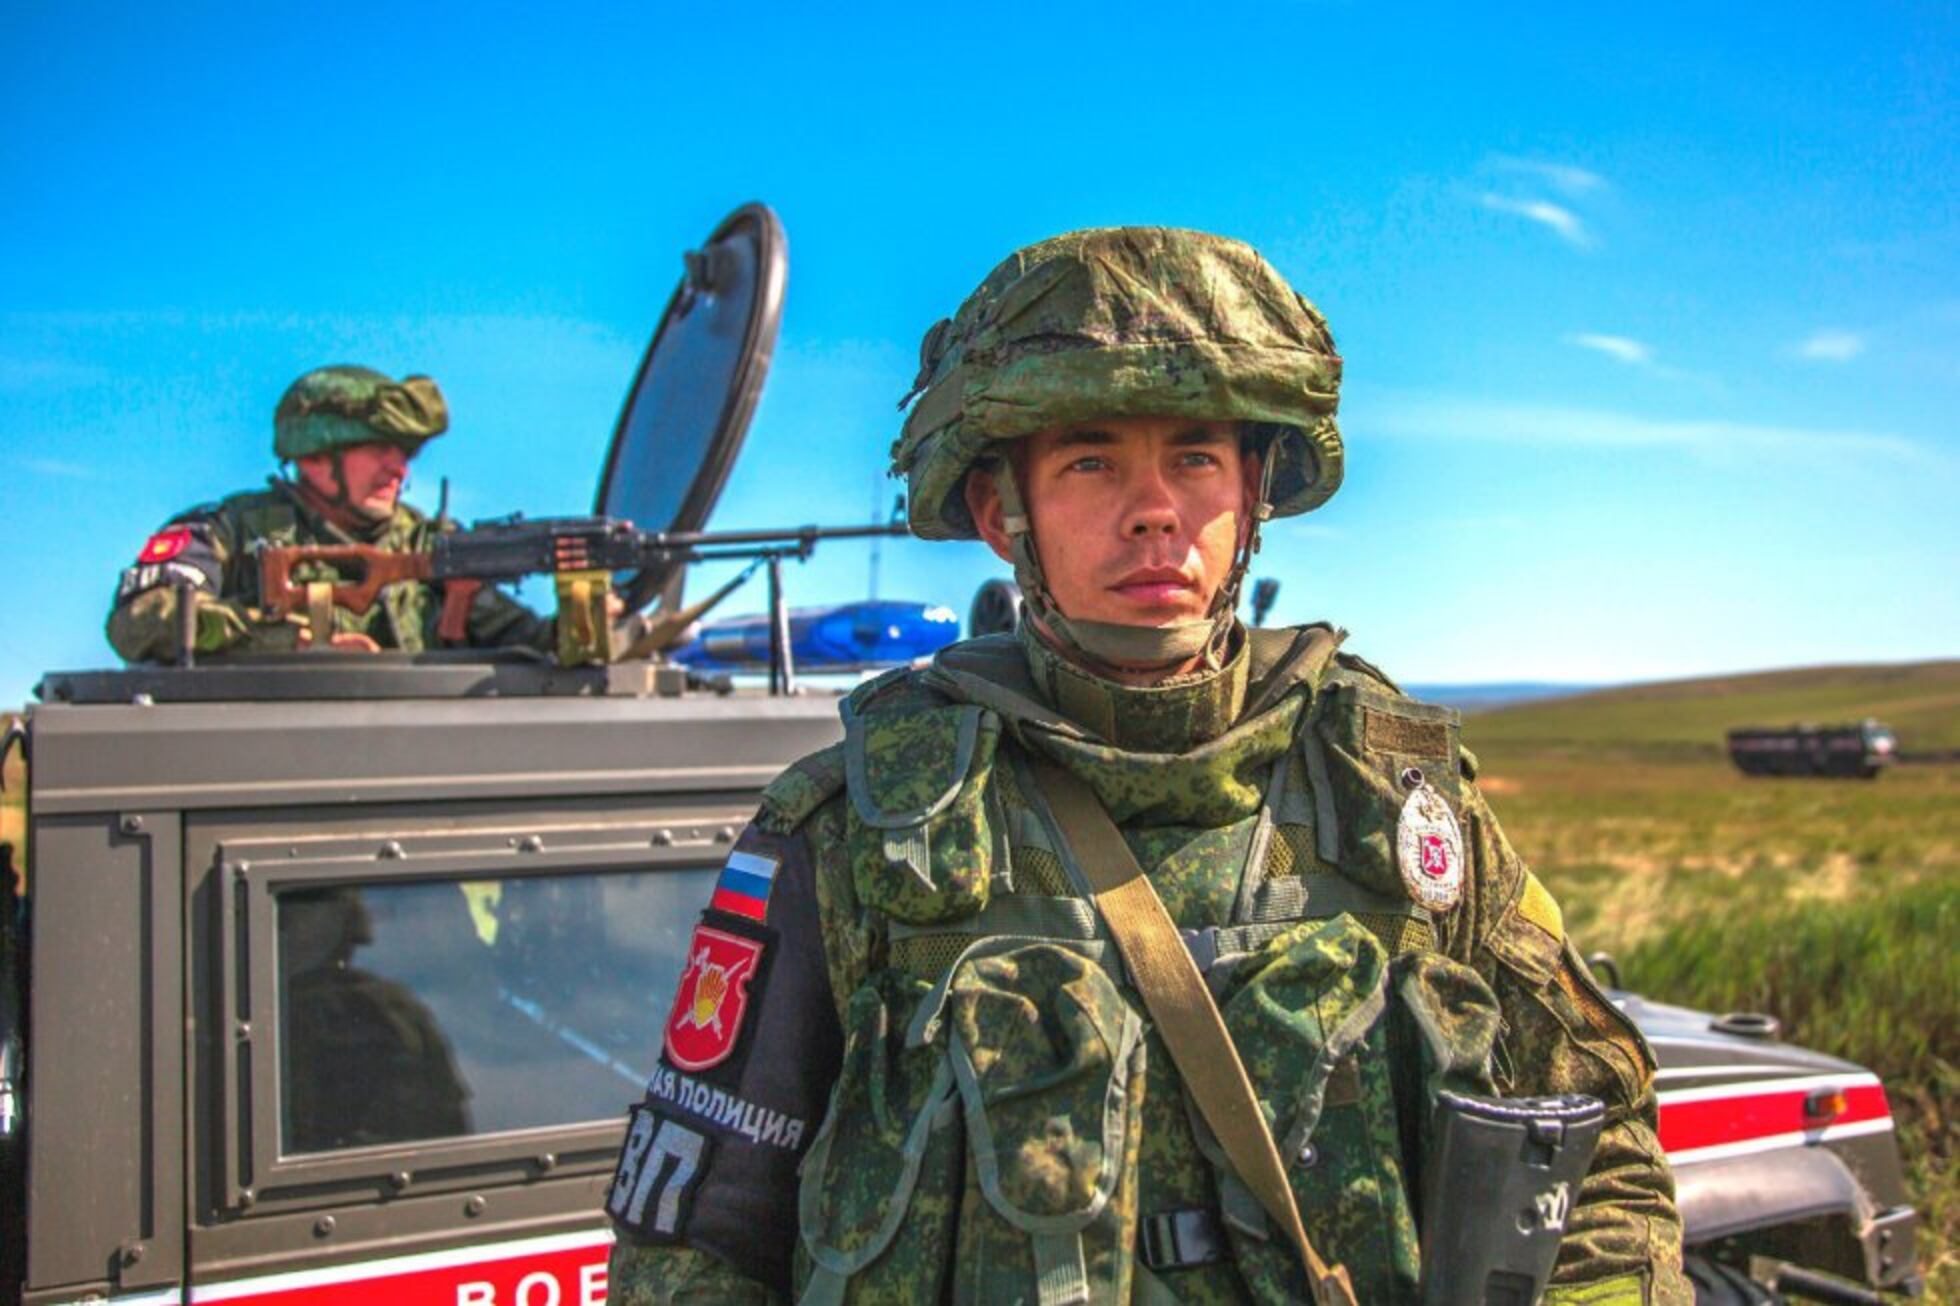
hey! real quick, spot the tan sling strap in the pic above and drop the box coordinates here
[1031,755,1357,1306]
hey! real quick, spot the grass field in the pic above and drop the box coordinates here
[1466,658,1960,754]
[1464,659,1959,1296]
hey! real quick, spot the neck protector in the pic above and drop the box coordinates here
[1019,619,1249,753]
[922,623,1340,830]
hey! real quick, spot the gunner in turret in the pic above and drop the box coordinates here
[106,364,550,660]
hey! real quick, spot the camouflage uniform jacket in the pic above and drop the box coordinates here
[106,478,550,660]
[606,626,1688,1306]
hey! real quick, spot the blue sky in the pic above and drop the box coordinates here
[3,1,1954,704]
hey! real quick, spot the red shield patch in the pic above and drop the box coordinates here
[1420,833,1452,878]
[137,525,192,564]
[663,925,764,1072]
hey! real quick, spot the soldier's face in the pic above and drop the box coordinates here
[297,441,409,520]
[968,416,1257,635]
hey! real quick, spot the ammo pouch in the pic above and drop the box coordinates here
[795,968,960,1305]
[842,696,1003,925]
[797,939,1146,1306]
[1418,1091,1605,1306]
[1201,915,1502,1306]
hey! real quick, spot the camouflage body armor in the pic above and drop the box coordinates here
[106,479,549,659]
[796,624,1511,1305]
[609,623,1684,1305]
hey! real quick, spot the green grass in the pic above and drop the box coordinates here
[1465,666,1959,1296]
[1467,658,1960,753]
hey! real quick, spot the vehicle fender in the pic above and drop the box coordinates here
[1677,1144,1874,1244]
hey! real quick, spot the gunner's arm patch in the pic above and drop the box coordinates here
[116,519,222,602]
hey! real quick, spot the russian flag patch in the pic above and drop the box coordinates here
[709,850,779,922]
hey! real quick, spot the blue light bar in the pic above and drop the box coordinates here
[671,600,960,672]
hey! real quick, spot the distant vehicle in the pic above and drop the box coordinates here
[1728,720,1898,779]
[0,206,1923,1305]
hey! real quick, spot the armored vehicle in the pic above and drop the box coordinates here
[1728,721,1898,780]
[0,207,1924,1304]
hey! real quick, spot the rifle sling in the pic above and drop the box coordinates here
[1031,757,1356,1306]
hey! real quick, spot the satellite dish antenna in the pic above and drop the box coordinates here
[595,203,788,612]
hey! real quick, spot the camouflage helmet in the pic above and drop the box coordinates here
[273,365,449,461]
[891,227,1344,541]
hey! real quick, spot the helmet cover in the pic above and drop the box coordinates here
[891,226,1344,541]
[274,365,449,461]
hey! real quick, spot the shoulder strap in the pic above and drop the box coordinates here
[1030,757,1357,1306]
[1244,624,1346,719]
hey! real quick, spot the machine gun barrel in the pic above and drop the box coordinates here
[651,522,907,551]
[258,516,908,666]
[422,517,906,578]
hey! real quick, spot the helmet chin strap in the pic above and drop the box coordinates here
[299,451,396,527]
[991,454,1273,678]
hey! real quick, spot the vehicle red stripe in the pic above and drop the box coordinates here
[191,1234,610,1304]
[168,1081,1892,1303]
[1658,1080,1890,1153]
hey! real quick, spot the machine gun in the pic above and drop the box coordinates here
[256,515,907,689]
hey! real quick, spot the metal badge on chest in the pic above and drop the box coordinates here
[1395,766,1465,911]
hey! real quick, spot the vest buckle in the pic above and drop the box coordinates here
[1140,1207,1228,1271]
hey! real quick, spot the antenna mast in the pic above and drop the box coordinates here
[867,474,883,600]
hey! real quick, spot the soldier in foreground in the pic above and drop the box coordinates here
[605,229,1687,1304]
[106,364,550,659]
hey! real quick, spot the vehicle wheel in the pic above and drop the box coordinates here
[1687,1254,1780,1305]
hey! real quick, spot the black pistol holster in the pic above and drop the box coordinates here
[1418,1091,1605,1306]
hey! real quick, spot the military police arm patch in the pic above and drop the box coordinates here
[664,922,768,1073]
[608,1103,712,1239]
[602,821,841,1283]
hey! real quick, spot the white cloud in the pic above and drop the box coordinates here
[1490,155,1606,197]
[1366,395,1928,464]
[0,356,111,391]
[1479,194,1591,248]
[1796,329,1866,362]
[1440,513,1527,532]
[1568,333,1653,366]
[19,457,94,478]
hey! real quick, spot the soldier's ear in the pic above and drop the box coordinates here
[965,466,1016,565]
[292,453,333,495]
